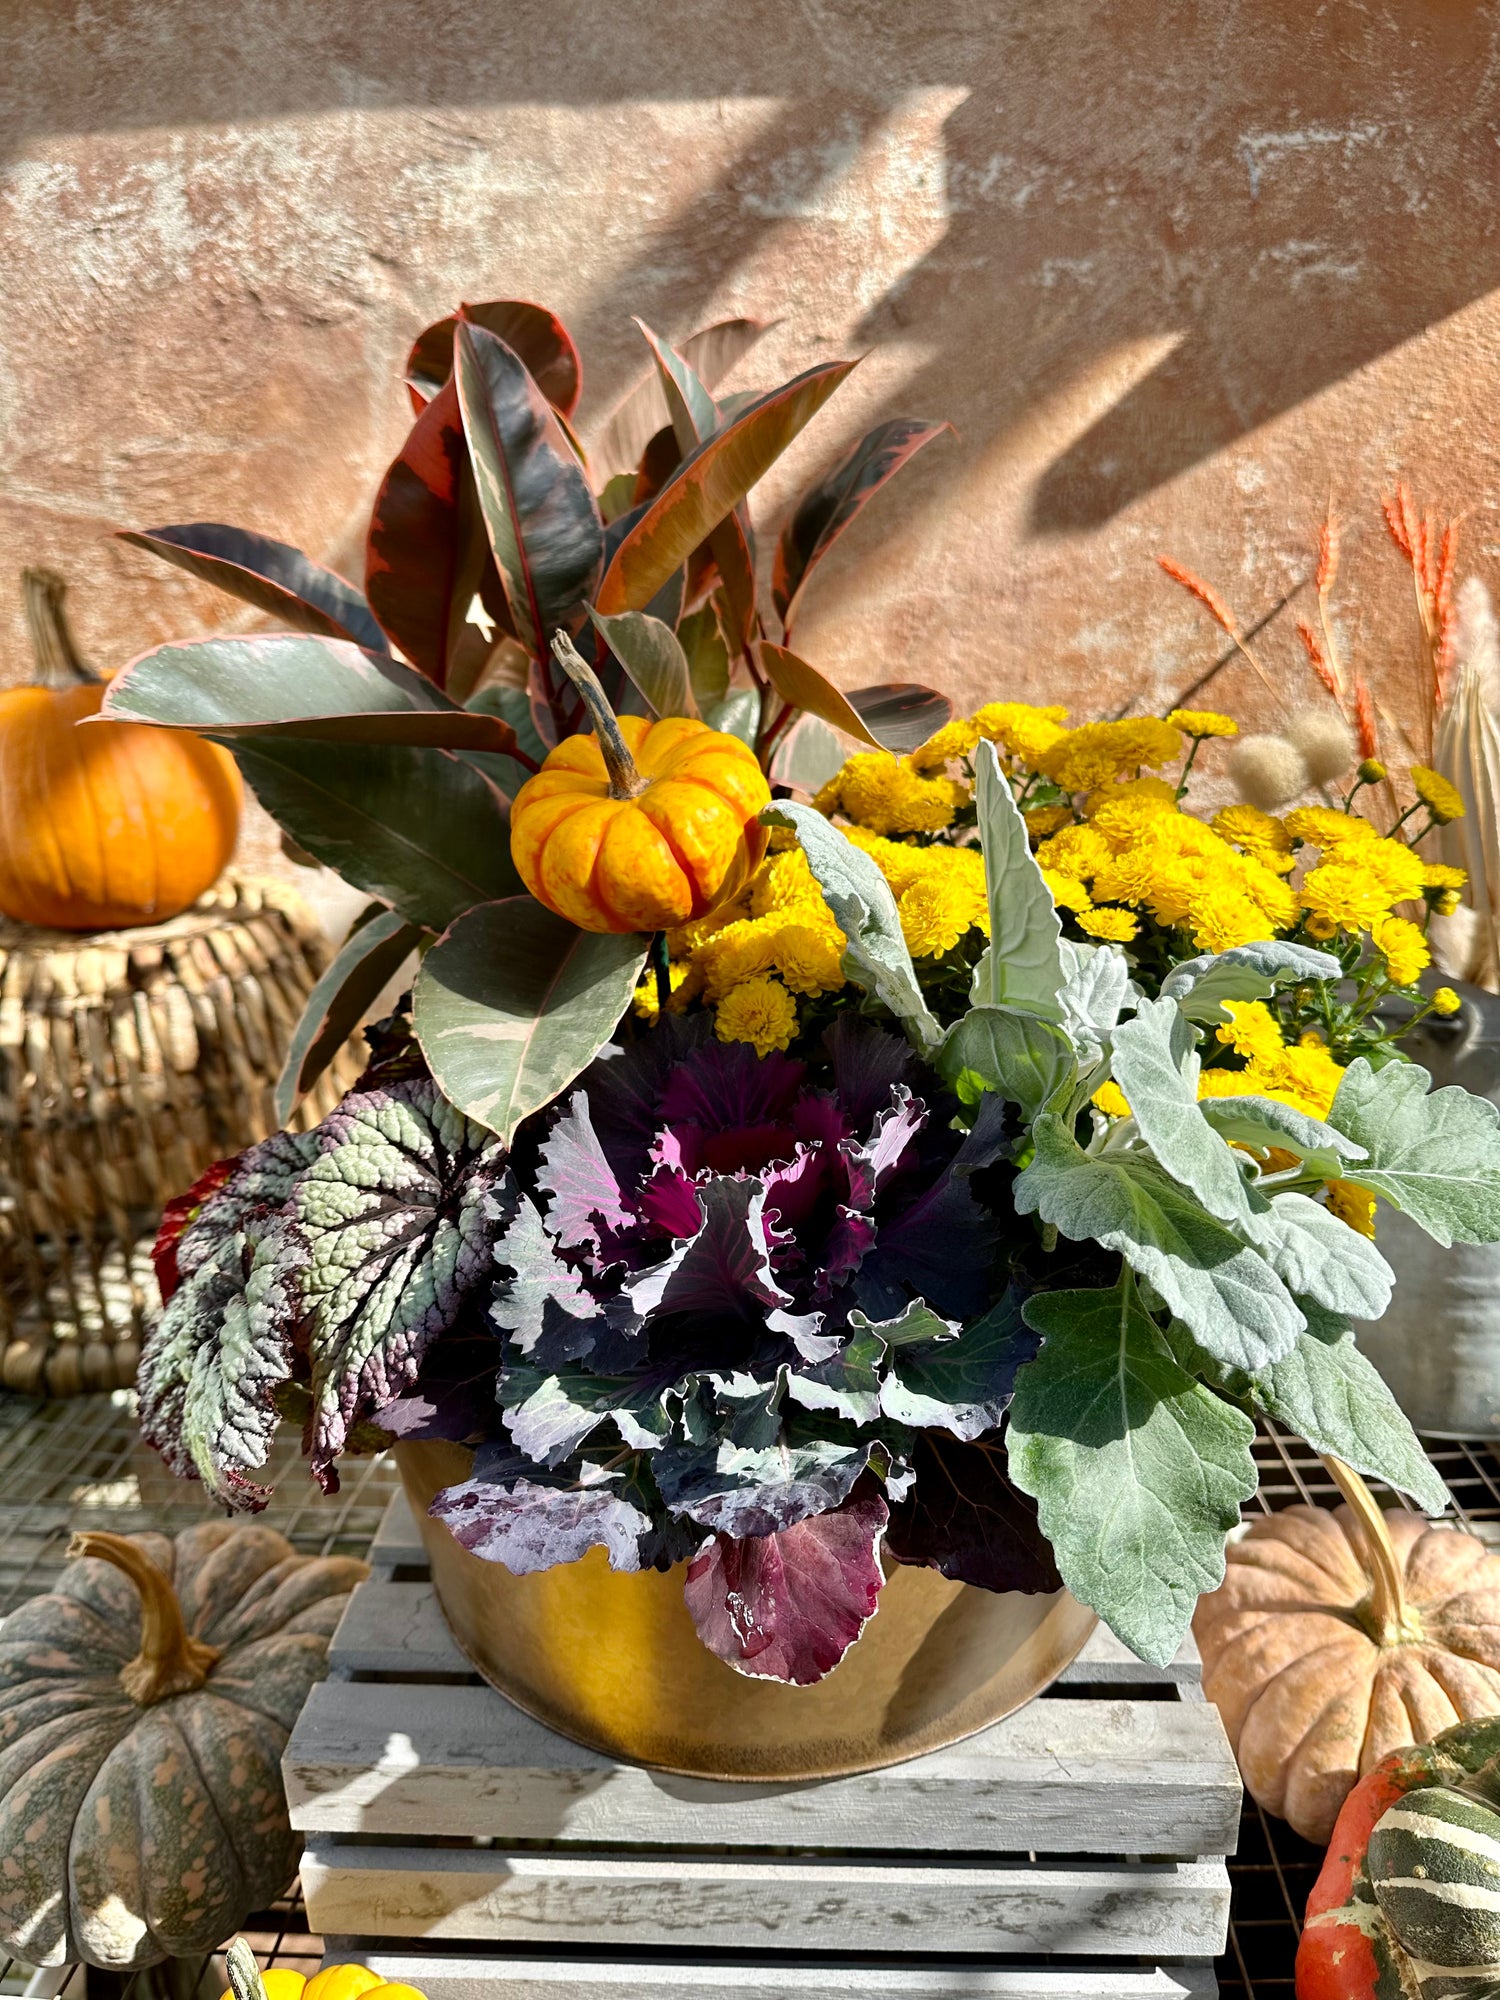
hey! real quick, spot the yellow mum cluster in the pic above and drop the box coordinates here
[815,751,969,836]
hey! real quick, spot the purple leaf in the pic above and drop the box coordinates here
[490,1192,614,1365]
[885,1433,1062,1595]
[857,1093,1011,1321]
[823,1015,917,1129]
[369,1328,500,1443]
[626,1178,789,1322]
[655,1381,880,1536]
[683,1480,890,1683]
[430,1442,694,1574]
[120,523,392,655]
[536,1096,633,1255]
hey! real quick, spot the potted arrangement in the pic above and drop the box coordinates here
[107,297,1500,1779]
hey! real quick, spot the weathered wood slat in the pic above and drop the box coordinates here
[300,1843,1231,1958]
[331,1945,1220,1999]
[326,1575,1202,1687]
[285,1679,1240,1854]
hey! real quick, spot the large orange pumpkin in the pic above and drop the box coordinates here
[510,636,770,934]
[0,569,241,931]
[1193,1460,1500,1843]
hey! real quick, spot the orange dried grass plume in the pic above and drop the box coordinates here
[1156,554,1277,696]
[1383,479,1461,746]
[1353,677,1379,760]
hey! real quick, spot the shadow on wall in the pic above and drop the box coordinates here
[4,0,1500,622]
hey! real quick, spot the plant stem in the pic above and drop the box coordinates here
[68,1530,222,1704]
[550,633,647,799]
[1320,1456,1421,1646]
[650,930,671,1016]
[23,569,98,689]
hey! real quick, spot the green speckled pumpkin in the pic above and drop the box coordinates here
[0,1524,366,1970]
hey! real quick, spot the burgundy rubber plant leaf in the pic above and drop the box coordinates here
[120,523,391,655]
[683,1478,890,1683]
[405,299,583,417]
[455,320,605,666]
[589,316,772,480]
[595,359,857,617]
[773,417,954,637]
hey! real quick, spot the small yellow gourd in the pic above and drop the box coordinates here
[221,1958,427,2000]
[509,634,770,934]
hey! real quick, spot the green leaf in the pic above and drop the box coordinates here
[1014,1114,1303,1371]
[99,632,522,752]
[678,606,731,706]
[274,906,421,1123]
[971,740,1064,1021]
[413,898,647,1144]
[596,360,857,616]
[1248,1190,1394,1320]
[1011,1270,1257,1666]
[589,608,698,719]
[1160,941,1342,1026]
[1111,996,1263,1228]
[1198,1093,1366,1180]
[701,688,758,748]
[1330,1056,1500,1245]
[940,1005,1075,1120]
[771,715,847,795]
[878,1289,1035,1439]
[230,738,521,933]
[761,800,940,1051]
[1168,1305,1447,1515]
[465,682,550,765]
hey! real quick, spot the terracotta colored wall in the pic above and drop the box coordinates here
[4,0,1500,870]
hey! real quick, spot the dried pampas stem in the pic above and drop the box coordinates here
[1432,576,1500,991]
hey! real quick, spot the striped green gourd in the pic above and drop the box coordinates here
[1368,1785,1500,1998]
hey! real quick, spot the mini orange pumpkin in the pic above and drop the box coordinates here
[0,569,242,931]
[510,634,770,934]
[1193,1460,1500,1843]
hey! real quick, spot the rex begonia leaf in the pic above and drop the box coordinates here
[884,1432,1062,1594]
[1012,1271,1258,1665]
[939,1005,1075,1121]
[761,800,941,1051]
[1168,1305,1447,1516]
[1197,1093,1366,1180]
[287,1079,510,1483]
[879,1287,1039,1440]
[1249,1190,1395,1320]
[855,1092,1010,1321]
[137,1130,319,1510]
[682,1479,889,1684]
[430,1442,695,1575]
[1159,940,1342,1025]
[653,1377,887,1537]
[1110,996,1265,1229]
[1013,1112,1303,1372]
[1329,1055,1500,1245]
[369,1327,501,1445]
[970,740,1065,1022]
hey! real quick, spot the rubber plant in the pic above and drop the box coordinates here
[108,309,1500,1689]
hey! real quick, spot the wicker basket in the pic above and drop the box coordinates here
[0,876,364,1397]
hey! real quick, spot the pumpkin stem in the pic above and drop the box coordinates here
[23,568,100,689]
[1321,1456,1421,1646]
[225,1941,271,2000]
[550,632,647,799]
[67,1531,223,1704]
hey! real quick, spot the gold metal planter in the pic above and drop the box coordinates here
[395,1439,1098,1780]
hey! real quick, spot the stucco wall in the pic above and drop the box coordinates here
[5,0,1500,872]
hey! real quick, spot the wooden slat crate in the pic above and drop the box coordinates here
[286,1492,1237,2000]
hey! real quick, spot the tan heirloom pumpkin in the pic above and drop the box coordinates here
[1193,1464,1500,1843]
[0,1524,366,1968]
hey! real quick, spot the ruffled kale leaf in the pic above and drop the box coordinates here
[885,1431,1062,1594]
[137,1130,319,1509]
[278,1078,511,1485]
[682,1477,890,1683]
[429,1440,697,1573]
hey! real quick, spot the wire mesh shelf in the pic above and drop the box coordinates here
[4,1393,1499,1997]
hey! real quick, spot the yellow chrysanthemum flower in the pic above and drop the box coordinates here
[714,975,799,1056]
[1411,765,1465,823]
[1086,790,1182,850]
[1433,887,1464,917]
[1325,1181,1378,1238]
[1024,805,1075,840]
[1213,1000,1283,1066]
[748,845,823,918]
[771,922,847,996]
[972,701,1070,767]
[1432,986,1463,1016]
[899,877,974,958]
[1041,869,1093,914]
[1422,862,1468,890]
[1299,861,1393,936]
[1084,775,1181,815]
[837,752,969,836]
[1077,907,1139,942]
[696,917,781,1002]
[907,717,982,773]
[632,958,703,1022]
[1092,1081,1132,1119]
[1371,914,1431,987]
[1211,803,1295,873]
[1283,807,1379,853]
[1038,717,1184,794]
[1169,708,1239,738]
[842,825,930,897]
[1034,824,1114,879]
[666,896,751,959]
[1360,838,1429,903]
[1187,884,1275,953]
